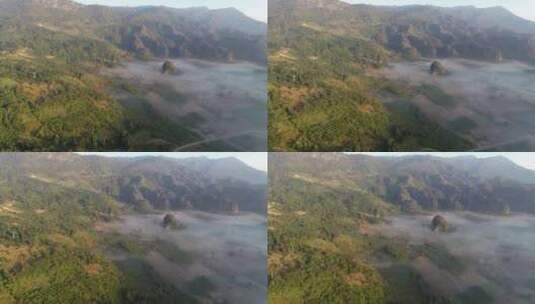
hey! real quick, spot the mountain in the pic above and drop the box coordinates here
[0,153,267,303]
[268,0,535,152]
[269,159,535,303]
[0,153,267,214]
[178,156,267,185]
[448,6,535,34]
[443,155,535,184]
[0,0,266,151]
[271,0,535,65]
[0,0,267,63]
[270,153,535,215]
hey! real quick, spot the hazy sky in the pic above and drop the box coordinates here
[347,0,535,21]
[78,152,268,171]
[76,0,267,22]
[356,153,535,171]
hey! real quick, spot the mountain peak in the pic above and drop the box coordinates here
[23,0,81,10]
[446,4,535,33]
[272,0,349,11]
[484,5,511,13]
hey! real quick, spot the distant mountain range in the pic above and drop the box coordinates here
[446,5,535,34]
[270,153,535,215]
[270,0,535,64]
[0,153,267,214]
[0,0,267,63]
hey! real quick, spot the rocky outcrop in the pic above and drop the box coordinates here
[431,215,448,232]
[430,61,447,75]
[162,213,185,230]
[161,60,176,74]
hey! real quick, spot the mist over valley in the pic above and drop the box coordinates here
[0,153,267,303]
[268,153,535,303]
[268,0,535,151]
[0,0,267,151]
[376,58,535,151]
[98,211,267,304]
[107,59,267,151]
[373,212,535,303]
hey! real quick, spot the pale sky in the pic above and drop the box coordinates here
[354,153,535,171]
[347,0,535,22]
[78,152,268,172]
[76,0,267,22]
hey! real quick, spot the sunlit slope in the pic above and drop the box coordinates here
[268,0,535,151]
[0,0,267,63]
[268,153,535,303]
[0,153,267,303]
[0,0,266,151]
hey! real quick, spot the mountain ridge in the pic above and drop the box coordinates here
[0,0,267,63]
[0,153,268,214]
[270,153,535,215]
[271,0,535,63]
[268,0,535,152]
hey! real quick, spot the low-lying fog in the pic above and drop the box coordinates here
[375,212,535,303]
[100,211,267,304]
[106,59,267,151]
[376,59,535,151]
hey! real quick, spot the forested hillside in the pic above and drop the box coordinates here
[268,153,535,303]
[0,153,267,214]
[0,153,267,303]
[268,0,535,151]
[0,0,266,151]
[270,153,535,214]
[0,0,266,63]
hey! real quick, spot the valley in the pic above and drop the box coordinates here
[372,212,535,304]
[0,153,268,303]
[268,153,535,303]
[98,211,267,304]
[375,59,535,151]
[106,59,267,151]
[0,0,267,152]
[268,0,535,152]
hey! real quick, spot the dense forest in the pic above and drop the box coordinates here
[268,153,535,303]
[0,0,266,151]
[0,174,197,303]
[268,0,535,151]
[0,153,267,303]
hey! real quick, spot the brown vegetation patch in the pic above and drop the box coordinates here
[93,99,113,110]
[19,82,49,102]
[0,245,39,270]
[272,48,297,62]
[279,86,315,111]
[345,272,367,287]
[85,263,103,275]
[12,48,35,60]
[73,231,97,248]
[268,252,300,276]
[268,203,282,217]
[358,103,377,114]
[0,201,22,214]
[301,22,324,32]
[46,234,77,248]
[305,238,339,253]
